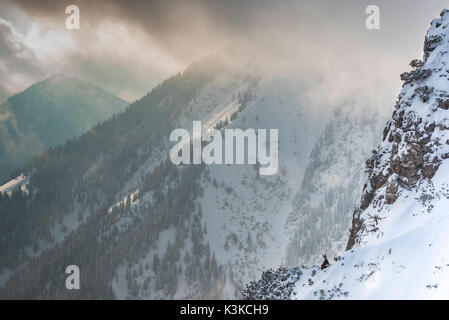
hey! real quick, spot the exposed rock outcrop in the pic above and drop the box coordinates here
[347,9,449,249]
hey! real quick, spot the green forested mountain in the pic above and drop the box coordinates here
[0,74,127,183]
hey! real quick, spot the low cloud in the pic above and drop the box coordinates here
[1,0,449,105]
[0,17,41,99]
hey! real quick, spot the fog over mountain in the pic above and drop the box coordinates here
[1,0,447,103]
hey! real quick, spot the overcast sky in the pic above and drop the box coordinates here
[0,0,448,103]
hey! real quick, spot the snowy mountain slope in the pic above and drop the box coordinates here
[0,59,266,299]
[177,77,324,298]
[0,54,388,299]
[243,9,449,300]
[0,60,236,276]
[111,77,388,299]
[284,109,385,267]
[107,71,249,216]
[111,76,326,299]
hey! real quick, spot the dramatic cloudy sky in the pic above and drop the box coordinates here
[0,0,448,102]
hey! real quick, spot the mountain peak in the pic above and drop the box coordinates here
[24,73,121,99]
[0,73,127,183]
[44,73,80,85]
[424,9,449,62]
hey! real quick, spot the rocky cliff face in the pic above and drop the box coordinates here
[347,9,449,249]
[244,9,449,300]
